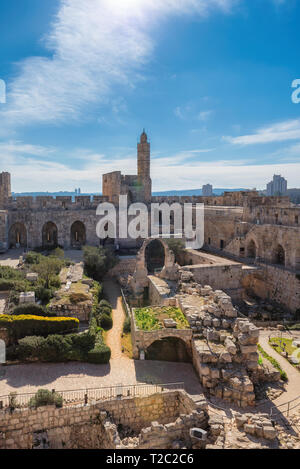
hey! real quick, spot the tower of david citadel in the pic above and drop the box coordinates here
[0,131,300,450]
[0,131,299,314]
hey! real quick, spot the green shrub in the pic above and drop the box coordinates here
[32,257,64,287]
[95,304,111,318]
[38,334,72,362]
[16,332,95,362]
[0,314,79,340]
[0,279,15,291]
[25,251,43,265]
[123,316,131,333]
[99,299,112,310]
[0,266,23,280]
[49,275,61,289]
[99,313,113,330]
[33,286,54,303]
[69,332,95,357]
[29,389,63,409]
[93,282,103,302]
[17,336,46,360]
[12,303,52,317]
[87,344,111,364]
[50,248,64,259]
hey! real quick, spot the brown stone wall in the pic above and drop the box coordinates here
[0,391,205,450]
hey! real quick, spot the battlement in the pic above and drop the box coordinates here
[5,194,109,210]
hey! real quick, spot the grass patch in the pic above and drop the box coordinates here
[269,337,300,366]
[258,344,288,382]
[134,306,190,331]
[121,332,133,359]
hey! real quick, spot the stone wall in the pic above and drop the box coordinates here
[177,273,259,407]
[107,257,136,278]
[0,390,208,450]
[242,264,300,312]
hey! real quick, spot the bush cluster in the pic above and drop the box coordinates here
[28,389,63,409]
[0,315,79,340]
[12,303,56,317]
[15,332,95,362]
[94,303,113,330]
[86,321,111,364]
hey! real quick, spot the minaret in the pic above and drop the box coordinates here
[137,130,152,202]
[0,172,11,208]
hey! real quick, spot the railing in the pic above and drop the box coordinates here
[120,287,131,318]
[0,381,185,410]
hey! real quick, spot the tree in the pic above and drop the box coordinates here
[33,257,64,289]
[165,238,185,263]
[83,246,118,281]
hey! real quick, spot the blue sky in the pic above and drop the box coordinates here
[0,0,300,193]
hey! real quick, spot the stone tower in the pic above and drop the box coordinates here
[137,130,152,203]
[0,172,11,208]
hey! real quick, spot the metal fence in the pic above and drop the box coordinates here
[0,381,185,410]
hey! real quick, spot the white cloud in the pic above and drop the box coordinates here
[4,141,299,193]
[198,110,213,121]
[0,141,54,157]
[224,119,300,145]
[1,0,238,127]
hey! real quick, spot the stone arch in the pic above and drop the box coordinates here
[71,221,86,248]
[145,337,192,363]
[145,239,165,274]
[130,238,177,295]
[42,221,58,249]
[273,244,285,266]
[247,239,257,259]
[8,223,27,248]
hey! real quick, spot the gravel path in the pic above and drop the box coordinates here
[103,279,127,360]
[259,333,300,414]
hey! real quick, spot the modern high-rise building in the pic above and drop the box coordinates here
[266,175,287,196]
[202,184,213,196]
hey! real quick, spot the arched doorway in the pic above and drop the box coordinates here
[145,337,191,362]
[42,222,58,249]
[145,239,165,274]
[247,239,257,259]
[8,223,27,248]
[273,244,285,265]
[71,221,86,248]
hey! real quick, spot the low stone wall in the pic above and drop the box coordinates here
[0,390,208,450]
[184,263,244,300]
[108,257,136,278]
[148,275,171,306]
[48,303,91,322]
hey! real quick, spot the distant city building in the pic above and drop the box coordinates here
[266,175,287,196]
[202,184,213,197]
[74,188,81,195]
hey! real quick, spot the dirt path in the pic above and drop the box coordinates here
[103,279,128,360]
